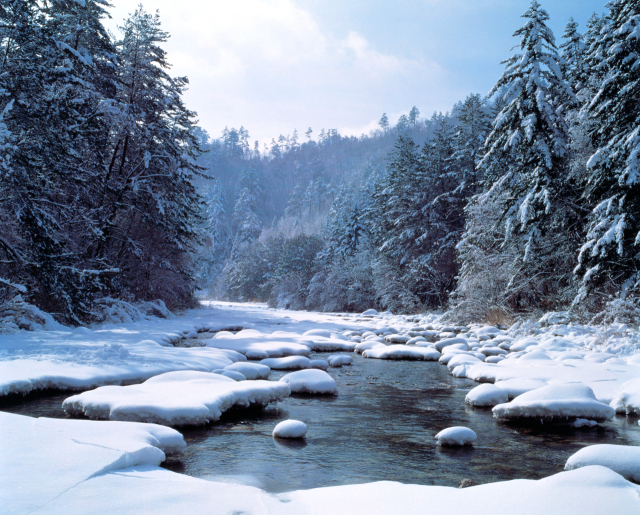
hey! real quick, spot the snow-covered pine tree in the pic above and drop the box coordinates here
[575,0,640,303]
[559,18,586,91]
[452,94,491,196]
[479,0,574,264]
[93,6,205,308]
[0,0,117,322]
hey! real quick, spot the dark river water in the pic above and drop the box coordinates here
[2,352,639,492]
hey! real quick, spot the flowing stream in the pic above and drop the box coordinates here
[2,351,639,492]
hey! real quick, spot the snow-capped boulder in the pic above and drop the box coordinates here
[280,369,337,394]
[273,420,307,439]
[435,426,477,446]
[466,384,509,407]
[493,384,615,422]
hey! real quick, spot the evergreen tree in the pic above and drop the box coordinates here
[378,113,389,131]
[575,0,640,302]
[479,0,574,263]
[560,18,586,90]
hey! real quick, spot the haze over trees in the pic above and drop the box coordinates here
[2,0,640,325]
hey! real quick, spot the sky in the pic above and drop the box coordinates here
[104,0,607,146]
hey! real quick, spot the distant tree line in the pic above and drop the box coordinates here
[210,0,640,324]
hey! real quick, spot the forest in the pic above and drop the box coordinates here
[2,0,640,326]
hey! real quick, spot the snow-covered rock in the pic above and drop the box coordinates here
[435,337,468,352]
[273,419,308,438]
[223,362,270,380]
[466,384,509,407]
[435,426,477,446]
[493,384,615,422]
[363,345,440,361]
[62,371,291,426]
[385,334,411,344]
[565,445,640,482]
[610,378,640,415]
[309,359,329,370]
[260,356,311,370]
[220,370,246,381]
[280,369,337,394]
[327,354,353,367]
[446,354,482,371]
[494,379,547,399]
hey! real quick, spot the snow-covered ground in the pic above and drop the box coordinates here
[2,301,640,514]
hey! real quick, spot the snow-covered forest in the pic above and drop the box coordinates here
[3,3,640,515]
[2,0,640,328]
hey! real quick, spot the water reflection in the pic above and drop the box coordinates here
[2,354,639,493]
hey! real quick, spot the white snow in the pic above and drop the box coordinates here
[435,337,469,352]
[273,419,308,438]
[565,445,640,482]
[435,426,477,446]
[280,369,338,394]
[223,362,271,380]
[363,344,440,361]
[62,370,291,425]
[327,354,353,367]
[493,384,615,422]
[3,410,640,514]
[309,359,329,370]
[260,356,311,370]
[465,384,509,407]
[494,378,547,399]
[610,377,640,415]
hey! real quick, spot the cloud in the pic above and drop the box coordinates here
[105,0,451,143]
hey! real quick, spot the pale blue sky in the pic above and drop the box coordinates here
[107,0,606,144]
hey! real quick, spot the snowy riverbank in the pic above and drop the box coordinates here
[1,301,640,514]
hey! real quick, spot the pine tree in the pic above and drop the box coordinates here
[575,0,640,302]
[559,18,586,90]
[93,6,205,307]
[479,0,574,263]
[378,113,389,131]
[0,0,117,321]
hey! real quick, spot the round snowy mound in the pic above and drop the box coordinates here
[565,444,640,482]
[327,354,353,367]
[435,426,477,446]
[492,384,615,422]
[280,369,337,394]
[465,384,508,407]
[223,362,270,380]
[273,419,307,439]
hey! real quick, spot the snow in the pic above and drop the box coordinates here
[260,356,311,370]
[493,384,615,422]
[3,409,640,515]
[3,301,640,514]
[273,419,308,438]
[435,337,469,352]
[327,354,353,367]
[494,378,547,398]
[465,384,509,407]
[565,445,640,482]
[610,377,640,415]
[435,426,477,446]
[220,370,246,381]
[223,362,271,380]
[446,354,483,371]
[62,370,291,426]
[362,344,440,361]
[310,359,329,370]
[279,369,338,394]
